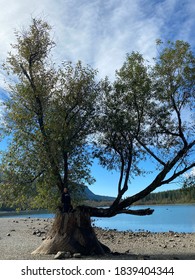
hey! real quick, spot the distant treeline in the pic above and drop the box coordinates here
[1,186,195,211]
[135,186,195,205]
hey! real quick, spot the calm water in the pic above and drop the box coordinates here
[94,204,195,233]
[0,204,195,233]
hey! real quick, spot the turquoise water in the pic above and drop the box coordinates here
[0,204,195,232]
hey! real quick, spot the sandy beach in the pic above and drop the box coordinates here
[0,217,195,260]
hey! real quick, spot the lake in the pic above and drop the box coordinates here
[0,204,195,233]
[94,204,195,233]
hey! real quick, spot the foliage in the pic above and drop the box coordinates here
[136,185,195,205]
[0,19,194,217]
[94,40,195,215]
[0,19,99,211]
[183,174,195,189]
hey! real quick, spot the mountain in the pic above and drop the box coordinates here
[83,186,115,202]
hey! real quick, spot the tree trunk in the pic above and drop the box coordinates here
[32,208,110,256]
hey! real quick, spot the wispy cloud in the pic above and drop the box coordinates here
[0,0,195,98]
[0,0,195,194]
[184,167,195,178]
[1,0,195,78]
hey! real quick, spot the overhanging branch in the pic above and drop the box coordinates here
[78,205,154,217]
[117,208,154,216]
[117,139,195,210]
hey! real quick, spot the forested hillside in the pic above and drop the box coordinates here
[135,186,195,205]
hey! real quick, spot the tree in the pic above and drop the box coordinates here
[93,41,194,217]
[182,173,195,201]
[1,19,98,205]
[183,175,195,189]
[0,18,195,256]
[0,18,105,255]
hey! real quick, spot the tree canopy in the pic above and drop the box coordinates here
[0,19,195,215]
[0,19,99,210]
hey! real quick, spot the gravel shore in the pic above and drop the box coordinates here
[0,218,194,260]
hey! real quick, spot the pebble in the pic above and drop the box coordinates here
[54,251,71,259]
[73,253,81,258]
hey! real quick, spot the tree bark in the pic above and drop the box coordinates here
[32,208,110,256]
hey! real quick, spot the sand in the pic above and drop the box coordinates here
[0,217,195,260]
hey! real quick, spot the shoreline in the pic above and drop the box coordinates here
[1,203,195,234]
[0,218,195,260]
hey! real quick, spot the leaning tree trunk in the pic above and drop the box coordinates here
[32,207,109,256]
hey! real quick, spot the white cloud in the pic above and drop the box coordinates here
[0,0,195,95]
[0,0,195,126]
[0,0,195,78]
[184,167,195,178]
[0,0,194,194]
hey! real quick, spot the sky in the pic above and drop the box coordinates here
[0,0,195,197]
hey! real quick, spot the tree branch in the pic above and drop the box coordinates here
[117,139,195,209]
[26,170,46,184]
[117,208,154,216]
[109,141,133,212]
[77,205,154,217]
[161,163,195,185]
[170,94,188,147]
[20,62,63,192]
[136,138,166,166]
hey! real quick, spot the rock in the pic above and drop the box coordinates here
[54,251,66,259]
[54,251,71,259]
[7,233,11,236]
[143,255,150,260]
[137,255,145,260]
[64,252,72,258]
[111,252,121,256]
[73,253,81,258]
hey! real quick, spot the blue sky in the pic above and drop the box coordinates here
[0,0,195,197]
